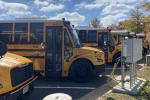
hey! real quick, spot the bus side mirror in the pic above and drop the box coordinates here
[41,42,45,49]
[104,41,110,46]
[0,41,7,57]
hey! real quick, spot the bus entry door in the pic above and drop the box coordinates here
[98,32,115,62]
[98,32,109,61]
[45,27,62,79]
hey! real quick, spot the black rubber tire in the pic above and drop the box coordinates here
[70,59,94,83]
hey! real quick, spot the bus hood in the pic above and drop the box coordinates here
[0,57,22,68]
[0,53,32,69]
[76,46,105,64]
[80,46,103,52]
[78,46,104,57]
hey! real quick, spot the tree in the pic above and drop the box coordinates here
[90,18,101,28]
[119,6,145,33]
[141,3,150,12]
[130,6,145,33]
[143,16,150,34]
[119,19,136,31]
[108,24,120,30]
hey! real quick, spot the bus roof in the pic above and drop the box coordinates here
[0,18,66,23]
[75,26,106,30]
[110,30,129,35]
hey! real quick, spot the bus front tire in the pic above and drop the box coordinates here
[70,59,94,83]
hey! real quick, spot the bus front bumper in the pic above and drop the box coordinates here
[0,76,37,100]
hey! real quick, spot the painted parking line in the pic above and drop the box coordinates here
[34,86,96,90]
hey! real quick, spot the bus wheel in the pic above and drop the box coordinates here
[70,59,94,83]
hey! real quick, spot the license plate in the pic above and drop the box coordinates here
[23,85,29,94]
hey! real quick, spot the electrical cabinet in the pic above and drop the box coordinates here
[122,38,143,63]
[146,55,150,66]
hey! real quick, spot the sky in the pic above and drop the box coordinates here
[0,0,149,27]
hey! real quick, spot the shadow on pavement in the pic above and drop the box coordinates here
[22,75,109,100]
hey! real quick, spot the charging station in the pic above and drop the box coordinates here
[112,33,146,95]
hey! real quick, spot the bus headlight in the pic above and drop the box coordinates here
[96,58,103,62]
[94,51,103,62]
[0,83,3,89]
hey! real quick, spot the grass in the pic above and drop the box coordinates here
[136,67,150,100]
[137,81,150,100]
[98,93,137,100]
[97,67,150,100]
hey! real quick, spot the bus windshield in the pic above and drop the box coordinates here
[71,29,81,47]
[65,23,81,47]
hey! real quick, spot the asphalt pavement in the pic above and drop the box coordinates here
[22,65,120,100]
[22,75,110,100]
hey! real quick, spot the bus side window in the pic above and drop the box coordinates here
[64,29,73,59]
[0,23,13,43]
[87,30,96,43]
[30,23,43,44]
[78,30,87,43]
[15,23,28,44]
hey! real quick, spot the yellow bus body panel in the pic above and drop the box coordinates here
[0,52,34,95]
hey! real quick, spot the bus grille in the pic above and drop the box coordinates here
[10,63,34,87]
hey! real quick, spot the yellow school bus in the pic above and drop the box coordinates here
[76,27,128,63]
[0,41,36,100]
[0,18,105,82]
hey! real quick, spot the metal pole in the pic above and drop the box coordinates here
[135,63,137,83]
[121,37,126,89]
[130,64,133,88]
[133,63,135,84]
[121,60,125,88]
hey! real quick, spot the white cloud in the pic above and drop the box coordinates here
[101,13,127,27]
[33,0,64,12]
[99,0,148,26]
[114,0,146,4]
[95,0,146,4]
[6,10,31,17]
[0,0,31,17]
[102,3,133,15]
[58,0,71,2]
[34,0,49,7]
[0,1,28,11]
[75,1,107,10]
[75,0,148,10]
[40,4,64,12]
[50,12,85,25]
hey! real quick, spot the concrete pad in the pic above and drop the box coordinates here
[79,78,118,100]
[112,77,146,95]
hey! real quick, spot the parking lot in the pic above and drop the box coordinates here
[22,65,119,100]
[22,76,107,100]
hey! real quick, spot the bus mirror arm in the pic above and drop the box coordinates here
[64,46,70,51]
